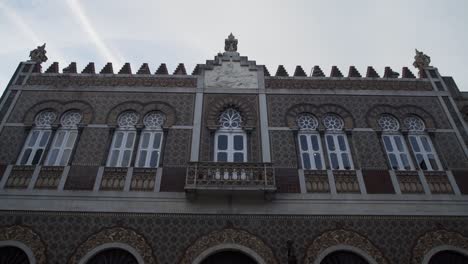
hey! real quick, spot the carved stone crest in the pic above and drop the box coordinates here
[224,33,238,52]
[413,49,431,70]
[29,43,48,63]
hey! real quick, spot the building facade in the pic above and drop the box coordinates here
[0,35,468,264]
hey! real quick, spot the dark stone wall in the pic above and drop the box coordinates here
[0,126,26,164]
[434,133,468,169]
[0,211,467,264]
[352,131,388,170]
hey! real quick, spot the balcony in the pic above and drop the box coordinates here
[185,162,276,198]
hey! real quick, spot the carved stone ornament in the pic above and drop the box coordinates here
[411,229,468,264]
[304,229,389,264]
[0,225,47,264]
[413,49,431,70]
[180,228,278,264]
[224,33,238,52]
[29,43,48,63]
[68,227,157,264]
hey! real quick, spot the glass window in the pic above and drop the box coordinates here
[135,111,166,168]
[325,133,354,170]
[298,132,324,170]
[381,134,413,171]
[408,135,442,171]
[107,111,139,167]
[214,108,247,162]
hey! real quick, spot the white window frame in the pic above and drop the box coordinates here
[298,131,325,170]
[44,129,78,166]
[17,128,52,165]
[135,129,164,168]
[408,133,442,171]
[106,129,137,167]
[381,133,413,170]
[214,129,247,162]
[324,132,354,170]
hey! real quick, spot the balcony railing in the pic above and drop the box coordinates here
[185,162,276,192]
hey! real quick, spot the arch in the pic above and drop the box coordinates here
[398,105,437,129]
[285,104,355,129]
[205,98,257,129]
[304,229,388,264]
[23,100,94,125]
[313,245,377,264]
[366,104,437,130]
[365,105,401,130]
[179,228,278,264]
[412,229,468,264]
[106,101,176,127]
[77,242,144,264]
[68,227,157,264]
[423,246,468,264]
[0,225,47,264]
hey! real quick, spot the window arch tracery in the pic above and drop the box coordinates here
[219,108,243,129]
[297,114,324,170]
[215,108,247,162]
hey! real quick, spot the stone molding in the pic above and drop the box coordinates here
[179,228,278,264]
[68,227,157,264]
[285,103,354,129]
[205,96,257,129]
[304,229,389,264]
[22,100,94,125]
[0,225,47,264]
[411,229,468,264]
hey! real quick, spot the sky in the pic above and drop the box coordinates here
[1,0,468,94]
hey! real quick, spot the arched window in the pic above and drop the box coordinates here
[320,250,369,264]
[107,111,139,167]
[323,114,353,170]
[17,110,56,165]
[214,108,247,162]
[297,114,324,170]
[135,111,165,168]
[0,246,30,264]
[378,114,413,170]
[428,250,468,264]
[44,111,82,166]
[404,115,442,171]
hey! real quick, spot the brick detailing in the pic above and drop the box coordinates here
[274,168,300,193]
[160,167,186,192]
[100,63,114,74]
[0,126,26,164]
[396,171,424,194]
[424,171,454,194]
[118,63,132,74]
[434,132,468,169]
[284,103,354,129]
[191,64,201,75]
[155,63,168,75]
[330,66,343,77]
[163,129,191,166]
[63,62,77,74]
[311,66,325,77]
[81,62,95,74]
[402,67,416,78]
[362,170,395,194]
[411,230,468,264]
[45,62,59,73]
[269,131,297,168]
[32,63,42,73]
[365,104,439,130]
[275,65,289,77]
[304,170,329,193]
[72,128,110,166]
[262,65,271,76]
[350,132,387,169]
[130,168,156,191]
[452,170,468,194]
[0,225,47,264]
[173,63,187,75]
[366,66,380,78]
[26,75,197,88]
[293,66,307,77]
[64,165,99,190]
[34,166,64,189]
[0,90,16,124]
[333,170,360,193]
[348,66,362,78]
[4,165,34,189]
[137,63,151,74]
[383,67,399,78]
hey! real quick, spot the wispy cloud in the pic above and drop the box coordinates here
[66,0,124,65]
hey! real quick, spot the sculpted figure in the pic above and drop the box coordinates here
[413,49,430,69]
[224,33,238,52]
[29,43,48,63]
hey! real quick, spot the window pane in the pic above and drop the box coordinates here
[122,150,131,167]
[66,132,77,148]
[388,153,399,170]
[233,153,244,162]
[314,153,322,170]
[48,149,59,165]
[217,152,227,162]
[394,136,404,152]
[234,135,244,150]
[141,133,150,148]
[302,153,311,169]
[138,151,147,167]
[416,154,427,170]
[217,135,228,150]
[410,136,420,152]
[153,133,162,149]
[338,135,347,151]
[32,149,43,165]
[150,151,159,167]
[428,154,439,171]
[330,153,339,169]
[341,153,351,169]
[125,133,135,148]
[39,131,50,147]
[326,135,335,151]
[300,135,308,151]
[114,132,123,148]
[110,150,119,167]
[28,131,40,147]
[310,135,319,151]
[55,131,65,147]
[60,149,71,165]
[400,154,411,170]
[383,136,393,152]
[20,149,32,165]
[421,136,432,152]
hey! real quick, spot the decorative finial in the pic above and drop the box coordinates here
[29,43,48,63]
[224,33,238,52]
[413,49,431,70]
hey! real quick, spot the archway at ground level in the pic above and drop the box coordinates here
[320,250,369,264]
[201,250,257,264]
[86,248,138,264]
[0,246,30,264]
[428,250,468,264]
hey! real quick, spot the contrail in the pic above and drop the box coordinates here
[66,0,124,65]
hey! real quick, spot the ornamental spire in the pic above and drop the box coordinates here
[29,43,48,63]
[224,33,238,52]
[413,49,431,70]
